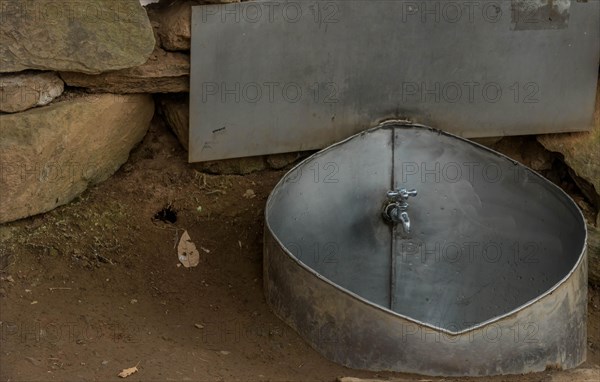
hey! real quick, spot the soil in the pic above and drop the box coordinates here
[1,118,598,382]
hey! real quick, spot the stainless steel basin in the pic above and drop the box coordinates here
[264,122,587,376]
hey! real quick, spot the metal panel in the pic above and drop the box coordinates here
[190,0,600,162]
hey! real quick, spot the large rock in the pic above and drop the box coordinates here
[60,47,189,93]
[0,93,154,223]
[153,0,194,51]
[148,0,239,51]
[158,93,189,147]
[0,0,155,74]
[0,72,64,113]
[537,83,600,210]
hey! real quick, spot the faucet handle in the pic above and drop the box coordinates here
[401,189,418,199]
[387,188,418,201]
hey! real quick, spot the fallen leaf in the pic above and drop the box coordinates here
[118,362,139,378]
[177,230,200,268]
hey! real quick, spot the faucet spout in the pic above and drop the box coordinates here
[382,188,417,235]
[399,212,411,234]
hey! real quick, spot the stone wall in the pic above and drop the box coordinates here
[1,0,599,282]
[1,0,157,225]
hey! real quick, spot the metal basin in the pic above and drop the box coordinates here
[264,122,587,376]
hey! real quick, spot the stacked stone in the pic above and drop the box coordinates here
[0,0,296,226]
[0,0,157,224]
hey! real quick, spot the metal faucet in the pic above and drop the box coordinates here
[382,188,417,234]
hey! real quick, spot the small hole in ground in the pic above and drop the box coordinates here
[153,205,177,224]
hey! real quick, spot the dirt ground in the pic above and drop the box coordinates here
[1,118,599,382]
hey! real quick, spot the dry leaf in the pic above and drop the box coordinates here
[118,363,139,378]
[177,230,200,268]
